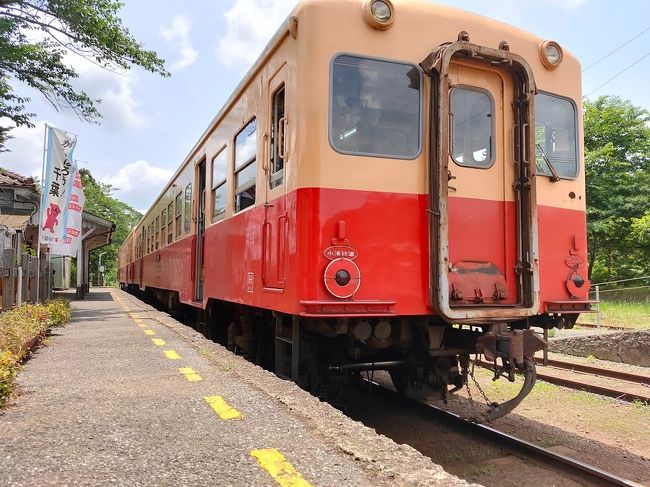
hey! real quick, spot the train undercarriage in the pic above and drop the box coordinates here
[124,284,571,423]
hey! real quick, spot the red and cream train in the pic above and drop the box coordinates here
[119,0,592,419]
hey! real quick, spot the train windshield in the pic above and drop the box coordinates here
[535,92,578,179]
[330,54,421,159]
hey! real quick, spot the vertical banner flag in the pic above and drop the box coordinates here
[40,127,77,245]
[49,170,85,257]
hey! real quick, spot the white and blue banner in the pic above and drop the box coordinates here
[39,126,77,245]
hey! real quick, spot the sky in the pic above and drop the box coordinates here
[1,0,649,213]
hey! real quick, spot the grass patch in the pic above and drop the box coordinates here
[579,299,650,329]
[0,299,71,406]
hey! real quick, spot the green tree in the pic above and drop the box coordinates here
[79,167,140,285]
[0,0,169,147]
[584,96,650,282]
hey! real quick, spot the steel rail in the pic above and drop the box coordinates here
[533,371,650,404]
[360,379,643,487]
[477,360,649,404]
[534,358,650,385]
[574,323,630,331]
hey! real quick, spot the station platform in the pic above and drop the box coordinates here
[0,288,467,487]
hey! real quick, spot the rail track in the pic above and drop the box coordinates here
[574,323,631,331]
[476,358,650,404]
[357,378,643,487]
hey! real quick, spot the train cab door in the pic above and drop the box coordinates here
[194,159,207,302]
[262,64,289,291]
[425,42,538,320]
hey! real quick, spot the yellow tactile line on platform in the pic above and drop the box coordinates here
[152,338,166,346]
[164,350,181,360]
[144,329,156,335]
[179,367,203,382]
[204,395,242,420]
[250,449,312,487]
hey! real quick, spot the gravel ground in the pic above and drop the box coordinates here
[0,288,472,487]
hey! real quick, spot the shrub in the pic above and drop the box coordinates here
[0,350,17,405]
[0,300,71,405]
[46,299,71,326]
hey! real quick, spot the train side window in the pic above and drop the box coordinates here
[175,192,183,237]
[270,84,285,189]
[161,209,166,247]
[234,118,257,212]
[535,92,578,179]
[155,216,160,250]
[167,202,173,244]
[450,87,495,168]
[330,54,422,159]
[212,147,228,221]
[184,183,192,232]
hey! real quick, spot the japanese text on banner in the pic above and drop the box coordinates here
[40,127,77,244]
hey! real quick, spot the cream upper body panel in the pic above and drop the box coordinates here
[294,0,585,211]
[134,0,586,236]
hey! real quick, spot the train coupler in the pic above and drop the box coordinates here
[476,328,546,369]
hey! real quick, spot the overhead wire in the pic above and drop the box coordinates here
[583,26,650,72]
[586,52,650,97]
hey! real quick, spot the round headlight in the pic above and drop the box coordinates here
[539,40,563,70]
[363,0,395,30]
[371,1,392,22]
[335,269,351,286]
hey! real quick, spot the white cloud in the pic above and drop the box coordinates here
[66,54,149,130]
[216,0,298,70]
[160,15,198,71]
[0,119,49,179]
[101,160,173,211]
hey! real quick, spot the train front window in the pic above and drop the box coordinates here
[234,118,257,212]
[535,92,578,179]
[330,54,421,159]
[450,87,495,168]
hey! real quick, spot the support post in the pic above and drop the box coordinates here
[76,245,84,299]
[36,123,48,303]
[543,328,548,366]
[595,285,601,336]
[16,233,22,306]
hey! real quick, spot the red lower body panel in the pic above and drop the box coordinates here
[119,188,588,319]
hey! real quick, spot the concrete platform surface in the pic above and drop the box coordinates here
[0,288,470,487]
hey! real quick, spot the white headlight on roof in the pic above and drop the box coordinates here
[363,0,395,30]
[539,40,563,70]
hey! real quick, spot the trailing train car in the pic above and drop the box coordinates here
[119,0,592,420]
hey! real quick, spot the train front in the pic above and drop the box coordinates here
[294,0,591,420]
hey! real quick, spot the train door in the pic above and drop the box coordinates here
[194,159,206,301]
[262,64,289,290]
[423,42,538,321]
[446,62,519,306]
[138,228,144,289]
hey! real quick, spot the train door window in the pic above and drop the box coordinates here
[167,202,173,243]
[450,87,495,168]
[175,192,183,237]
[270,85,285,189]
[184,183,192,232]
[161,209,166,247]
[212,147,228,221]
[535,92,578,179]
[330,54,422,159]
[234,118,257,212]
[155,216,160,250]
